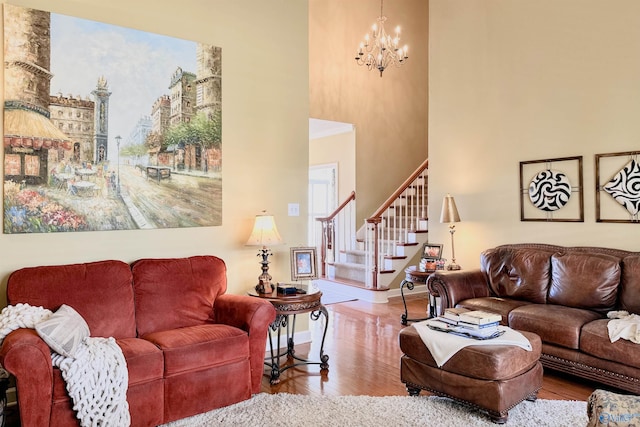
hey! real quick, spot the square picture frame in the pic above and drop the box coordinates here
[596,150,640,223]
[421,243,443,260]
[290,247,318,281]
[519,156,584,222]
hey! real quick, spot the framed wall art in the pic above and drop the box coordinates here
[3,4,222,234]
[519,156,584,222]
[290,247,318,281]
[596,151,640,223]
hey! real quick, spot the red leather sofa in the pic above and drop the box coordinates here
[0,256,276,426]
[427,243,640,394]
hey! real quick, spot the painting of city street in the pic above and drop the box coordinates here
[3,4,222,233]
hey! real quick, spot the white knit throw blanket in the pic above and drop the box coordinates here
[0,304,130,427]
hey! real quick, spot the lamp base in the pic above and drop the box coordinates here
[255,277,274,295]
[446,263,461,271]
[254,247,275,294]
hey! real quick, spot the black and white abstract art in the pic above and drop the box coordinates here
[528,169,572,212]
[519,156,584,222]
[596,151,640,223]
[603,159,640,216]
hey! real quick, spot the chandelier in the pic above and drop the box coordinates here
[355,0,409,77]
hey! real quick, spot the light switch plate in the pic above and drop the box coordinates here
[288,203,300,216]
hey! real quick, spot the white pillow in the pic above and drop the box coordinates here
[35,304,90,358]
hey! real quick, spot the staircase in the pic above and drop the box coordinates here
[315,159,429,302]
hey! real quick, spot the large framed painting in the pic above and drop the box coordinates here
[519,156,584,222]
[596,151,640,223]
[3,4,222,233]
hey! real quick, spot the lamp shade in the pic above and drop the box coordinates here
[439,194,461,223]
[246,212,283,247]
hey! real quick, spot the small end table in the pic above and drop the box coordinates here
[249,284,329,384]
[400,266,435,325]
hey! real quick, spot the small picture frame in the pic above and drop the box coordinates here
[290,247,318,281]
[421,243,443,260]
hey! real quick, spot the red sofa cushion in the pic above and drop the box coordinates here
[142,324,249,376]
[132,256,227,336]
[116,337,164,385]
[7,260,136,338]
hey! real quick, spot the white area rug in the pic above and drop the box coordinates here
[161,393,588,427]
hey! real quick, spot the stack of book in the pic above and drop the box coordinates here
[430,308,502,339]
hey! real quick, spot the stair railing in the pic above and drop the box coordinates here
[315,191,356,279]
[364,158,429,290]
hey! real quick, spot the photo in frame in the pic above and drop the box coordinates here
[290,247,318,281]
[596,151,640,223]
[519,156,584,222]
[420,243,444,272]
[421,243,443,259]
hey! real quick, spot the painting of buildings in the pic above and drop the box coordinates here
[3,4,222,233]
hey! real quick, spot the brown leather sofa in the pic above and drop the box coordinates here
[427,243,640,394]
[0,256,276,427]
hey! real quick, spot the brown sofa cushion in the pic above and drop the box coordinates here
[508,304,602,349]
[581,319,640,370]
[620,255,640,314]
[548,252,620,311]
[132,256,227,337]
[481,247,552,303]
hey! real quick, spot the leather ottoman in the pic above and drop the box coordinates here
[399,326,543,423]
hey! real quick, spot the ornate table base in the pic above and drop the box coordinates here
[266,307,329,385]
[400,267,435,325]
[250,285,330,385]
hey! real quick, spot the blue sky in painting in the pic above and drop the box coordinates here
[50,12,198,161]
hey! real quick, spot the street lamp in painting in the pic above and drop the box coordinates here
[115,135,121,196]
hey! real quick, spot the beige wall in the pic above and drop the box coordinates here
[309,0,429,223]
[310,129,356,204]
[0,0,309,306]
[429,0,640,269]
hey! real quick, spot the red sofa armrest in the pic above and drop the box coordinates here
[427,269,490,315]
[0,328,54,427]
[213,294,276,393]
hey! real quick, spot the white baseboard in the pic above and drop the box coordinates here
[314,279,390,303]
[387,283,428,299]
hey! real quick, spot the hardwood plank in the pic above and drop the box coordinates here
[262,294,600,401]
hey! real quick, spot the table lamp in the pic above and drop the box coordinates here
[439,194,461,271]
[246,211,283,294]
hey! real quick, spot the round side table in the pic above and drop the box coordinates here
[400,266,435,325]
[249,284,329,384]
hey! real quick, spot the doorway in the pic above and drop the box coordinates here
[308,164,337,246]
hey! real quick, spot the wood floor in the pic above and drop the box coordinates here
[261,294,600,401]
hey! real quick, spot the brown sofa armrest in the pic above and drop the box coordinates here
[213,294,276,394]
[0,328,54,427]
[427,269,490,315]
